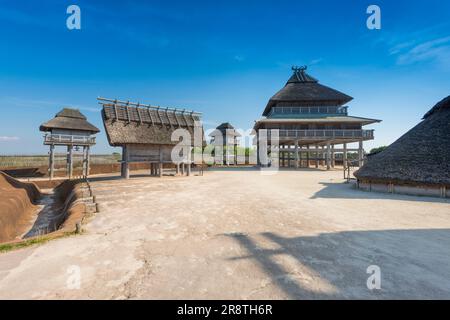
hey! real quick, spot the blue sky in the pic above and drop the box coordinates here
[0,0,449,154]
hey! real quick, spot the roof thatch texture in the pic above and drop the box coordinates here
[101,104,204,146]
[355,96,450,186]
[40,108,100,133]
[209,122,241,137]
[263,67,353,116]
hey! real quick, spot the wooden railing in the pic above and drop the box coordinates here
[274,129,374,139]
[269,106,349,116]
[44,134,96,145]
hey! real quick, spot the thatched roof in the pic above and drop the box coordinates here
[40,108,100,133]
[355,96,450,186]
[101,102,204,146]
[263,67,353,116]
[209,122,241,137]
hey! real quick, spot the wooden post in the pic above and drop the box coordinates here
[321,145,325,167]
[287,145,291,168]
[315,144,319,168]
[159,146,163,178]
[331,144,335,168]
[49,144,55,180]
[86,146,91,177]
[294,141,299,168]
[122,146,129,179]
[326,142,331,170]
[187,147,192,176]
[306,145,310,168]
[343,143,348,171]
[176,163,180,175]
[67,145,73,179]
[358,140,364,167]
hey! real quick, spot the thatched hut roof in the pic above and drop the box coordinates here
[262,67,353,116]
[101,101,204,146]
[39,108,100,133]
[355,96,450,186]
[209,122,241,137]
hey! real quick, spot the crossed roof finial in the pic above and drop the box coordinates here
[292,65,307,72]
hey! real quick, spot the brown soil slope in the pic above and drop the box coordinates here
[0,171,41,242]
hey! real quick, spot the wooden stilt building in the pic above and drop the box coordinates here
[99,98,204,178]
[254,66,381,169]
[40,108,100,180]
[209,122,241,165]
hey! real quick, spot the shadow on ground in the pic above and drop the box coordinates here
[226,229,450,299]
[311,181,450,204]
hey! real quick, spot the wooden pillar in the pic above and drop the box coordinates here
[326,142,331,170]
[49,144,55,180]
[315,144,319,168]
[86,146,91,177]
[67,145,73,179]
[159,146,163,177]
[176,163,180,175]
[187,147,192,176]
[358,140,364,167]
[287,145,291,168]
[306,145,310,168]
[294,141,299,168]
[321,146,325,167]
[343,143,348,170]
[331,144,335,168]
[181,163,185,175]
[122,146,129,179]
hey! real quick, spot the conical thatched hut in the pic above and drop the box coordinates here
[355,96,450,198]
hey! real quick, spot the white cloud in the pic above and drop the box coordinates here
[0,136,20,142]
[234,55,245,62]
[393,36,450,68]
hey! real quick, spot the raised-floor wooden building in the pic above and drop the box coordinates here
[100,98,204,178]
[254,66,381,169]
[209,122,241,165]
[40,108,100,179]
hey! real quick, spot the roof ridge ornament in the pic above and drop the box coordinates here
[292,65,307,72]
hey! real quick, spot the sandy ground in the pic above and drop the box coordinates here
[1,168,450,299]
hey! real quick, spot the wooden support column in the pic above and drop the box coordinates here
[358,140,364,167]
[49,144,55,180]
[315,144,319,168]
[122,146,129,179]
[294,141,299,168]
[159,146,163,178]
[343,143,348,170]
[181,163,185,175]
[331,144,335,168]
[306,145,310,168]
[287,145,291,168]
[86,146,91,177]
[326,142,331,170]
[67,145,73,179]
[176,163,180,175]
[187,150,192,176]
[321,146,325,167]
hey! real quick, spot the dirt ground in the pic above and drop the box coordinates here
[1,168,450,299]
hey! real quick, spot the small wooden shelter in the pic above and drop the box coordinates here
[209,122,241,165]
[99,97,204,178]
[40,108,100,179]
[355,96,450,198]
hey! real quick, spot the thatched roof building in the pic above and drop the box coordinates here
[209,122,241,165]
[355,96,450,197]
[40,108,100,134]
[99,98,204,178]
[262,69,353,116]
[102,100,202,147]
[39,108,99,179]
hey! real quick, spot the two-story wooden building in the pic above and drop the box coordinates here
[254,66,381,169]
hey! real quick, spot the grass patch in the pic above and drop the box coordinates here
[0,231,78,253]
